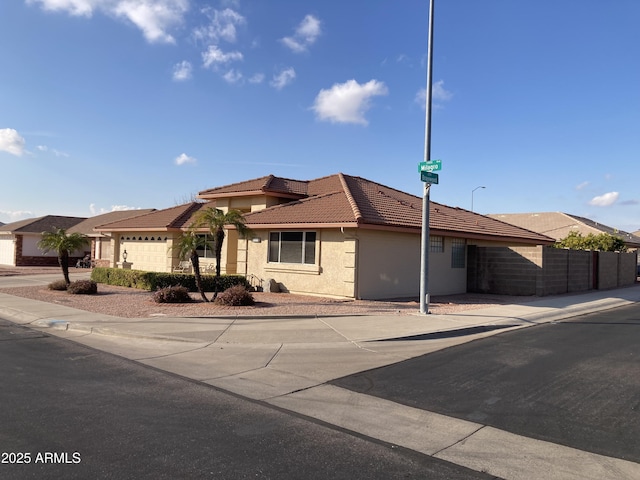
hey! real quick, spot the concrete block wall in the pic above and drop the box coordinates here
[597,251,618,290]
[566,250,594,292]
[468,245,632,296]
[467,246,540,295]
[539,247,568,296]
[617,251,638,287]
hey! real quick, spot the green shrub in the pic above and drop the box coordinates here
[91,267,249,292]
[48,279,69,291]
[214,285,255,306]
[152,285,192,304]
[67,280,98,295]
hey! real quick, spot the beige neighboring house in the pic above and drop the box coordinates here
[0,215,87,266]
[68,209,155,267]
[97,173,554,299]
[488,212,640,249]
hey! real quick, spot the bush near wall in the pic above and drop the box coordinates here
[91,267,249,292]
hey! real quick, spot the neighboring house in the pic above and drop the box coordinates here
[488,212,640,249]
[94,202,212,273]
[68,209,155,267]
[97,173,554,299]
[0,215,87,266]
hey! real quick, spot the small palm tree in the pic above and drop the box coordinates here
[172,230,210,302]
[38,228,89,286]
[191,207,251,298]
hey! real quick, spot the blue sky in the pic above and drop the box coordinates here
[1,0,639,233]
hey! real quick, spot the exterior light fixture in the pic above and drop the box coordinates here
[122,250,128,262]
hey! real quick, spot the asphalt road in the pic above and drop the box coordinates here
[0,318,496,480]
[332,303,640,464]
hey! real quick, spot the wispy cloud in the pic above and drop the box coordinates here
[281,14,321,53]
[270,67,296,90]
[415,80,453,108]
[588,191,619,207]
[172,60,192,81]
[248,73,265,84]
[89,204,144,215]
[0,128,26,156]
[223,69,243,84]
[575,181,590,190]
[202,45,243,69]
[0,209,34,222]
[28,0,189,44]
[194,7,246,44]
[36,145,69,157]
[312,79,388,126]
[175,153,197,166]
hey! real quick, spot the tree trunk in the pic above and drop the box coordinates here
[190,252,209,302]
[213,227,225,300]
[60,251,71,285]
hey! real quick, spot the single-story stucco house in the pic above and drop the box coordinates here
[95,173,554,299]
[489,212,640,249]
[68,209,155,267]
[0,215,87,266]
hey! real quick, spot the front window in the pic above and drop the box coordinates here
[195,234,215,258]
[269,231,316,264]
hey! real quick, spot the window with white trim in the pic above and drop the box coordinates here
[268,232,316,264]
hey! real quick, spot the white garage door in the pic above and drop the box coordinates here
[0,236,16,266]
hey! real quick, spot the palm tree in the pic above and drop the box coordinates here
[38,228,89,286]
[172,230,210,302]
[191,207,251,298]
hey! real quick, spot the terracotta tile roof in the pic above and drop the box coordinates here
[94,202,211,232]
[68,209,156,235]
[489,212,640,247]
[243,173,554,244]
[243,191,359,226]
[93,173,554,244]
[198,174,308,199]
[0,215,86,234]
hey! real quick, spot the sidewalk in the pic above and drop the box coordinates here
[2,278,640,479]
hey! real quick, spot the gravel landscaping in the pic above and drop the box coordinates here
[0,266,538,318]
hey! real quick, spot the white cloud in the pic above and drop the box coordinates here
[588,192,619,207]
[26,0,95,17]
[202,45,243,69]
[36,145,69,157]
[172,60,192,81]
[194,7,245,44]
[0,128,26,156]
[312,79,388,126]
[0,210,34,222]
[575,181,590,190]
[270,67,296,90]
[175,153,196,166]
[28,0,189,44]
[89,204,141,215]
[281,14,321,53]
[248,73,265,84]
[223,69,243,84]
[415,80,453,108]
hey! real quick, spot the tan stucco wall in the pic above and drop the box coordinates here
[427,237,468,296]
[111,233,177,272]
[213,195,285,213]
[240,229,356,298]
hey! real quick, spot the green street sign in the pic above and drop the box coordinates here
[418,159,442,172]
[421,171,439,184]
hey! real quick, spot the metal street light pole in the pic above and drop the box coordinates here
[471,186,486,212]
[419,0,435,315]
